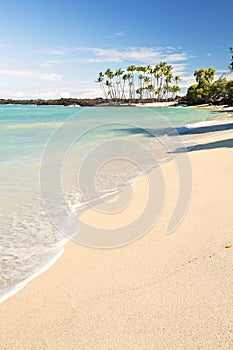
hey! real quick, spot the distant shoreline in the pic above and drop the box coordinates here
[0,98,232,110]
[0,97,181,107]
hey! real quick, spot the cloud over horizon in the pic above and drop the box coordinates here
[73,46,190,64]
[40,45,189,63]
[0,69,62,81]
[0,44,212,98]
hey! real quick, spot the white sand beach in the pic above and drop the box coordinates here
[136,101,177,107]
[0,126,233,349]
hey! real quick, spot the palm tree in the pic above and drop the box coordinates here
[158,62,167,92]
[96,72,107,98]
[115,68,124,99]
[174,76,180,86]
[136,66,144,93]
[127,65,136,98]
[138,74,145,98]
[96,61,181,101]
[147,84,155,99]
[143,76,151,99]
[153,65,161,100]
[163,64,173,100]
[156,86,163,100]
[105,80,113,98]
[125,73,132,99]
[147,65,153,88]
[105,80,113,99]
[174,76,181,99]
[175,85,181,99]
[141,66,148,80]
[136,87,143,99]
[105,69,115,98]
[121,74,128,99]
[129,81,134,99]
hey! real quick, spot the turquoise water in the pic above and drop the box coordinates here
[0,104,227,302]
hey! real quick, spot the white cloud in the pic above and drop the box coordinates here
[0,80,102,99]
[0,89,72,99]
[0,45,197,98]
[108,32,125,38]
[40,45,189,64]
[215,70,233,81]
[172,63,188,74]
[39,48,67,55]
[179,75,196,88]
[216,69,229,74]
[207,53,212,56]
[71,81,102,98]
[74,46,189,64]
[165,46,176,51]
[40,60,67,67]
[0,69,62,81]
[164,53,188,62]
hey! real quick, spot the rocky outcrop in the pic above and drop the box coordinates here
[0,96,184,107]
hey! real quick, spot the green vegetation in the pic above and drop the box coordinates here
[96,63,181,101]
[186,68,233,105]
[186,49,233,106]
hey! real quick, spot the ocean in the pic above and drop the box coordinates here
[0,104,230,302]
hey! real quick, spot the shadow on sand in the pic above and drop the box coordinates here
[114,122,233,138]
[175,138,233,153]
[176,122,233,135]
[113,122,233,153]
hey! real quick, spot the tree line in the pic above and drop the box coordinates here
[186,49,233,105]
[96,63,181,101]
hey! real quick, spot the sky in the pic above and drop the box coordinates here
[0,0,232,99]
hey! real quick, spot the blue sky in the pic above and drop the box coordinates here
[0,0,232,98]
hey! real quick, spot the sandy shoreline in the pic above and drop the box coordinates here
[135,101,177,107]
[1,124,233,348]
[137,101,233,113]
